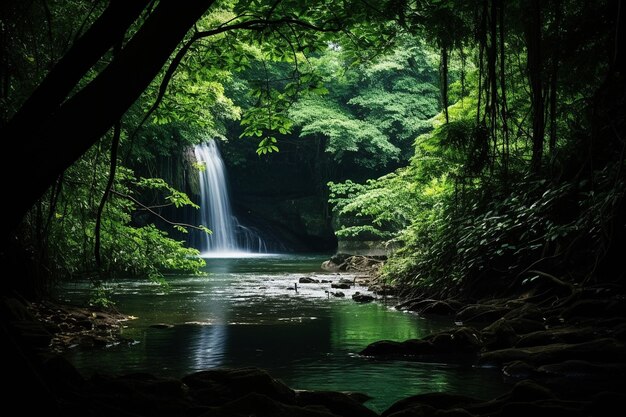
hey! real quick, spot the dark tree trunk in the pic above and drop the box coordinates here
[527,0,545,174]
[440,45,449,124]
[488,0,498,160]
[548,0,562,160]
[4,0,149,139]
[498,0,509,178]
[1,0,215,237]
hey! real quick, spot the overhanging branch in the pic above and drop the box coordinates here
[126,15,341,154]
[110,189,209,233]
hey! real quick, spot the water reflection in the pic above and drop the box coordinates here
[63,255,509,412]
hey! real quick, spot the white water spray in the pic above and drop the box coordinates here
[194,140,267,257]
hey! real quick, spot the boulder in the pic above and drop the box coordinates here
[296,390,378,417]
[331,283,351,290]
[360,339,432,357]
[207,392,338,417]
[397,299,439,312]
[333,292,345,298]
[382,393,482,417]
[182,367,296,406]
[299,277,320,284]
[506,380,556,402]
[322,261,342,272]
[369,285,397,296]
[420,301,457,316]
[481,319,518,350]
[352,292,374,303]
[492,401,583,417]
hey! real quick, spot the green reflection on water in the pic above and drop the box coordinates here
[62,255,509,413]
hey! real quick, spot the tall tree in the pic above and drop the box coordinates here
[2,1,215,237]
[526,0,545,174]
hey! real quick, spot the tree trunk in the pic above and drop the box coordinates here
[548,0,562,160]
[440,45,449,124]
[527,0,545,174]
[4,1,149,139]
[1,1,215,237]
[498,0,509,179]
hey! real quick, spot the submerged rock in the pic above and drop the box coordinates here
[150,323,174,329]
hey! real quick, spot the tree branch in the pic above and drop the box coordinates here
[110,190,209,233]
[125,15,341,160]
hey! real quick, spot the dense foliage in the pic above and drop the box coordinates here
[1,0,624,301]
[328,0,625,296]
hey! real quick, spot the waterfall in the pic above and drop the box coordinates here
[194,140,267,256]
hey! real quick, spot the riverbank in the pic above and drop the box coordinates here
[3,253,624,416]
[327,253,626,416]
[4,292,622,417]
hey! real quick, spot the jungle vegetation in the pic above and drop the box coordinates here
[0,0,623,300]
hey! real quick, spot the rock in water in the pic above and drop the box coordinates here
[150,323,174,329]
[352,292,374,303]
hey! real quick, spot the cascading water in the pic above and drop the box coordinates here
[194,140,267,256]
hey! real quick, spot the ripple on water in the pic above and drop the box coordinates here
[61,255,510,412]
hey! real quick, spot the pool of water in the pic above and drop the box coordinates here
[61,254,509,412]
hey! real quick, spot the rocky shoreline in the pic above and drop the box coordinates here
[2,256,625,416]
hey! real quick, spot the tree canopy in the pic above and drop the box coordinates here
[0,0,624,298]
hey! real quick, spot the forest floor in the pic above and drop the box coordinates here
[2,256,625,416]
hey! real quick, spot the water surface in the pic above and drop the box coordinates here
[62,254,509,412]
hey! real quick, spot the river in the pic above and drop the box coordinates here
[61,254,509,412]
